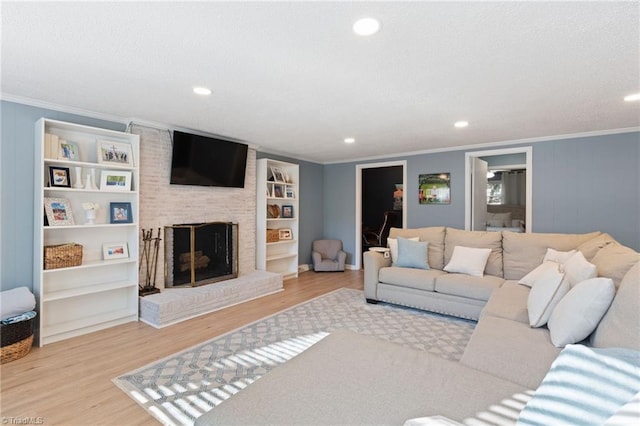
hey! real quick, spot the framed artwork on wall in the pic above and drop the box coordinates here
[418,173,451,205]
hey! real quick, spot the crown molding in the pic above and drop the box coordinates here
[323,127,640,165]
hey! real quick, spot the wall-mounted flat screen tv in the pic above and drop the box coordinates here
[170,130,248,188]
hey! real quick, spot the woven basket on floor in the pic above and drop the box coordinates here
[44,242,83,269]
[1,315,36,364]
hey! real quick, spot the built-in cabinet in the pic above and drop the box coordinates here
[256,159,299,279]
[33,118,139,346]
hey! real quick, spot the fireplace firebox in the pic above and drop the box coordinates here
[164,222,238,288]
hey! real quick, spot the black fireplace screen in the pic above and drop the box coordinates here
[164,222,238,287]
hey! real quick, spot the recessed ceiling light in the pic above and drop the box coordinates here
[624,93,640,102]
[454,121,469,128]
[193,87,212,96]
[344,137,356,144]
[353,18,380,36]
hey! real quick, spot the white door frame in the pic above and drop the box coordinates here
[355,160,407,270]
[464,147,533,232]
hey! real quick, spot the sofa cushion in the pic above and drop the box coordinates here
[502,231,601,280]
[591,242,640,288]
[435,273,504,302]
[591,261,640,350]
[547,277,615,347]
[527,270,569,327]
[444,228,503,277]
[576,232,616,260]
[379,267,445,292]
[443,246,491,277]
[516,345,640,426]
[389,227,446,270]
[396,238,429,270]
[481,280,530,324]
[196,329,528,426]
[460,315,562,389]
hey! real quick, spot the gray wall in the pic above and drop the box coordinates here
[325,132,640,262]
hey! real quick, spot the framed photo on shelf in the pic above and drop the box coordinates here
[97,140,134,166]
[285,187,295,198]
[48,166,71,188]
[100,170,132,191]
[44,197,75,226]
[278,228,293,240]
[57,140,80,161]
[274,185,284,198]
[282,205,294,218]
[102,242,129,260]
[270,166,286,183]
[109,202,133,224]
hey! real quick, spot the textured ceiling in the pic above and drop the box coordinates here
[2,1,639,163]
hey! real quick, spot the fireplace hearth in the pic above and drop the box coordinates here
[164,222,238,288]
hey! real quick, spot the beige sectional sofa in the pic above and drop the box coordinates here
[197,227,639,425]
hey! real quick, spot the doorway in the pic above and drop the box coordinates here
[355,161,407,270]
[465,147,532,232]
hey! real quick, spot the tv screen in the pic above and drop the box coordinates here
[170,130,248,188]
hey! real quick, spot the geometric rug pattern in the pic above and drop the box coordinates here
[113,288,476,426]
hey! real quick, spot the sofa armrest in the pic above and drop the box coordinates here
[363,250,391,300]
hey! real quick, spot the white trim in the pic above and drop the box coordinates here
[355,160,407,270]
[465,147,533,232]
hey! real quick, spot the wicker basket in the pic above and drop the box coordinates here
[266,229,279,243]
[1,315,36,364]
[44,243,83,270]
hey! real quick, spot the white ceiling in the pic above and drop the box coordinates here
[2,1,639,164]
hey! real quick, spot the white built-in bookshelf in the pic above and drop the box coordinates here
[33,118,139,346]
[256,159,299,279]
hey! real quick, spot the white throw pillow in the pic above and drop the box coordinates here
[519,261,561,288]
[548,278,615,347]
[543,248,577,264]
[563,251,597,287]
[443,246,492,277]
[387,237,419,264]
[527,269,570,327]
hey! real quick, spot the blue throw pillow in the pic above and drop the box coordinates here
[395,238,429,270]
[516,344,640,426]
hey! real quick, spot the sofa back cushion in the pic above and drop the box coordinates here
[591,242,640,289]
[444,228,503,277]
[590,261,640,350]
[389,227,446,270]
[576,232,616,261]
[502,231,601,280]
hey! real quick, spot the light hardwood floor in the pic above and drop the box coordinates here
[0,270,364,425]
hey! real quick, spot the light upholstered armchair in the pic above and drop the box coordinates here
[312,240,347,272]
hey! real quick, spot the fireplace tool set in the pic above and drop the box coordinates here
[139,228,162,296]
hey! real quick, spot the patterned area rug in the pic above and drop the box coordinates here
[113,288,476,426]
